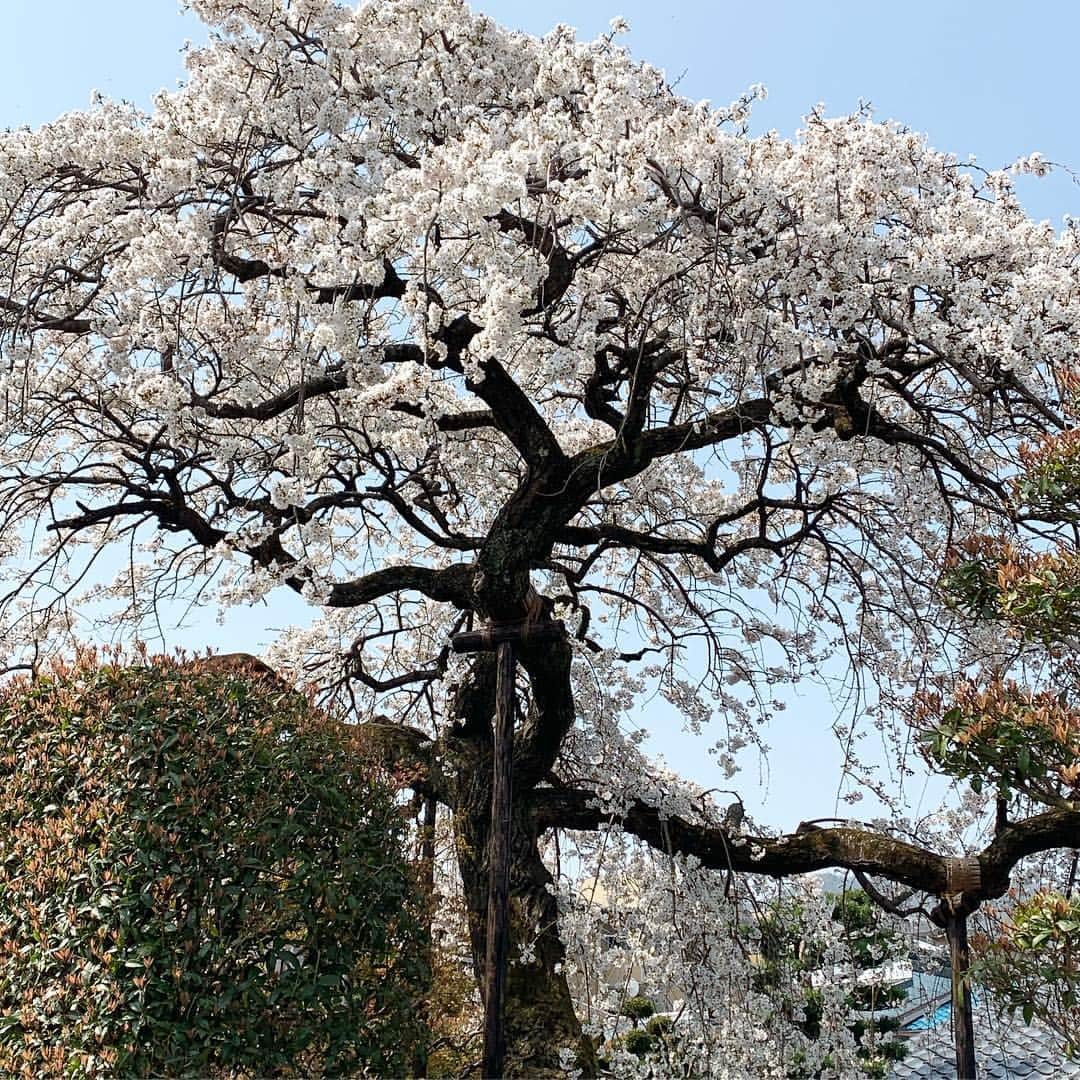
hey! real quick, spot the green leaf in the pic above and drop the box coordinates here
[1018,746,1032,776]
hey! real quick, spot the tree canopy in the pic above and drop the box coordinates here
[1,0,1079,1072]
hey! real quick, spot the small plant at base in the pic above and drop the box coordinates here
[622,1028,654,1057]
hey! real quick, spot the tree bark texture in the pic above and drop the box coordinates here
[447,658,595,1078]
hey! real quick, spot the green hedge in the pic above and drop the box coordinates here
[0,655,429,1077]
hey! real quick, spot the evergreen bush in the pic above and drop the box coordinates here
[0,653,429,1077]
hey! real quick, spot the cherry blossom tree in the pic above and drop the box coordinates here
[3,0,1080,1072]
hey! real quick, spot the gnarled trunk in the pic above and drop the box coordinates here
[447,660,595,1077]
[454,798,594,1076]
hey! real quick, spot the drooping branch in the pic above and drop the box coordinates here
[554,490,840,574]
[46,490,476,611]
[839,386,1011,502]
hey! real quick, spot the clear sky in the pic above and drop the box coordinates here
[1,0,1074,829]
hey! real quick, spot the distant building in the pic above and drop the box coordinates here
[885,930,1077,1078]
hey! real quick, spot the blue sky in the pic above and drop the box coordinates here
[1,0,1072,829]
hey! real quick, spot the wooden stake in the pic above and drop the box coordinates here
[451,615,563,1078]
[482,640,515,1079]
[945,903,977,1080]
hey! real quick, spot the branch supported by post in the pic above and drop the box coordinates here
[944,898,977,1080]
[932,861,982,1080]
[451,614,564,1079]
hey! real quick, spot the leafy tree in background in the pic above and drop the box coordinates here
[3,0,1080,1071]
[974,890,1080,1056]
[0,652,429,1077]
[916,378,1080,1059]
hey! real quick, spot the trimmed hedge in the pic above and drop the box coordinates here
[0,654,429,1077]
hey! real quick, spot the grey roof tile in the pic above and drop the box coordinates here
[889,1007,1077,1079]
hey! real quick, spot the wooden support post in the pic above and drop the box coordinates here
[451,614,564,1079]
[945,903,977,1080]
[933,860,981,1080]
[411,795,438,1079]
[482,639,515,1079]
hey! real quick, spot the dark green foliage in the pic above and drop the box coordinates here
[0,655,429,1077]
[622,1028,653,1056]
[645,1014,673,1037]
[601,997,683,1069]
[620,994,655,1022]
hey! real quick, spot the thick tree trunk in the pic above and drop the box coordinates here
[453,796,594,1077]
[447,660,594,1078]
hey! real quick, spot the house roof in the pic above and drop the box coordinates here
[890,1010,1079,1079]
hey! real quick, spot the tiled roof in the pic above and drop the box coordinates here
[890,1010,1078,1079]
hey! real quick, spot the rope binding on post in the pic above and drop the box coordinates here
[944,856,982,915]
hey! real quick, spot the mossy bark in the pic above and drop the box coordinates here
[452,790,595,1077]
[447,660,595,1078]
